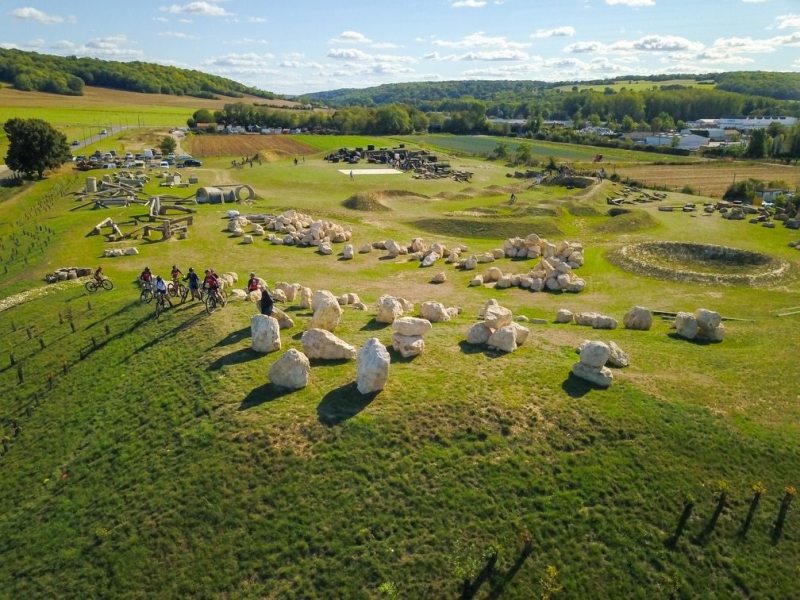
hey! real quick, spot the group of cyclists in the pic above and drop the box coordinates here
[139,265,225,312]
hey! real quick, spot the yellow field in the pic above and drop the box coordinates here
[615,161,800,197]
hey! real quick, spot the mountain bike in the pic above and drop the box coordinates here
[85,277,113,292]
[168,279,187,298]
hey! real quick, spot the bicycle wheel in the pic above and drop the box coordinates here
[155,298,163,318]
[205,294,217,314]
[140,289,153,303]
[167,282,176,297]
[101,279,113,291]
[85,280,97,293]
[217,288,228,306]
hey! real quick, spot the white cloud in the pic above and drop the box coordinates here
[158,31,194,39]
[50,34,144,59]
[330,30,372,44]
[425,50,528,61]
[564,41,604,53]
[248,16,267,23]
[451,0,487,6]
[223,37,270,46]
[777,14,800,29]
[741,0,768,3]
[566,34,702,54]
[532,26,575,39]
[432,31,530,49]
[605,0,655,6]
[160,2,232,17]
[327,48,414,64]
[9,7,68,24]
[153,16,169,22]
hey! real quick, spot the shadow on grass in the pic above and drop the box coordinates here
[207,346,262,371]
[317,382,376,426]
[484,549,531,599]
[309,357,352,368]
[214,326,250,347]
[239,382,294,410]
[666,332,720,346]
[561,372,595,398]
[361,319,390,331]
[457,340,504,359]
[387,347,418,364]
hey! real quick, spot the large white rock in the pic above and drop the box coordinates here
[623,306,652,331]
[469,274,484,287]
[572,362,614,387]
[272,307,295,329]
[310,291,342,331]
[275,281,298,302]
[268,349,310,390]
[298,286,313,309]
[466,322,493,345]
[342,244,354,260]
[695,308,721,330]
[555,309,574,324]
[301,328,357,360]
[579,341,610,368]
[421,251,440,267]
[674,312,699,339]
[384,239,404,258]
[607,341,630,368]
[431,271,447,284]
[487,326,518,352]
[392,333,425,358]
[393,317,432,337]
[420,301,451,323]
[593,315,618,330]
[357,338,390,394]
[483,304,513,329]
[510,322,530,345]
[376,295,404,323]
[251,315,281,353]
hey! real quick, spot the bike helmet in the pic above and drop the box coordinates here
[156,275,162,281]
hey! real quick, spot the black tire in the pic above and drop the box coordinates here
[140,289,153,304]
[217,288,227,306]
[155,297,163,318]
[205,294,217,314]
[167,282,177,297]
[85,281,97,293]
[101,279,113,291]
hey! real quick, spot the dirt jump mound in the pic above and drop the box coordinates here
[609,241,789,286]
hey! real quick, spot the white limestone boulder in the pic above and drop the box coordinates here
[483,304,513,329]
[357,338,390,394]
[393,317,432,337]
[301,328,357,360]
[268,349,310,390]
[420,301,451,323]
[392,333,425,358]
[376,295,405,324]
[466,322,493,345]
[487,326,518,353]
[674,312,699,339]
[310,290,342,331]
[572,362,614,387]
[579,341,610,368]
[555,309,574,324]
[251,315,281,353]
[607,341,630,368]
[623,306,652,331]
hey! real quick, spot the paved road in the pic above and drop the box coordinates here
[1,125,129,179]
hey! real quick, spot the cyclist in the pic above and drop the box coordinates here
[203,269,222,304]
[183,267,201,301]
[139,266,153,289]
[154,275,172,308]
[93,266,104,285]
[246,272,273,315]
[170,264,183,284]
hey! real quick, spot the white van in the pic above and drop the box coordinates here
[158,160,170,169]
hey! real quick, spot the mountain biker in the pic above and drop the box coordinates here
[93,266,104,284]
[247,272,273,315]
[183,267,201,300]
[154,275,172,308]
[139,266,153,289]
[170,265,182,284]
[203,269,222,303]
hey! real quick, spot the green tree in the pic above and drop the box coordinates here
[515,144,532,166]
[159,136,177,156]
[621,115,636,132]
[3,117,71,179]
[192,108,215,124]
[492,141,509,161]
[745,128,767,159]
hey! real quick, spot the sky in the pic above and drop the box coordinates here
[1,0,799,95]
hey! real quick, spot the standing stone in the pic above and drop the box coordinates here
[251,315,281,353]
[623,306,652,331]
[272,307,295,329]
[578,341,610,368]
[607,341,630,368]
[674,312,699,339]
[376,295,404,323]
[301,328,357,360]
[483,304,513,329]
[310,290,342,331]
[431,271,447,284]
[357,338,390,394]
[298,286,313,309]
[268,349,310,390]
[342,244,354,260]
[695,308,721,331]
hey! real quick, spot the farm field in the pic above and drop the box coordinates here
[1,133,800,598]
[616,162,800,197]
[554,78,712,93]
[187,134,317,159]
[410,134,701,165]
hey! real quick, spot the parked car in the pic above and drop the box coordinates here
[71,140,79,146]
[158,160,170,169]
[100,129,108,136]
[181,158,203,167]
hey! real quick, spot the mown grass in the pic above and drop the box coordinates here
[1,135,800,598]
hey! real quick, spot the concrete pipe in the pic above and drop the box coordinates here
[196,186,225,204]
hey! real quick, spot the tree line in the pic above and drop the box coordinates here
[0,49,277,99]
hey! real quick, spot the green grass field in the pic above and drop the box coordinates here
[1,132,800,598]
[554,79,713,93]
[409,134,700,166]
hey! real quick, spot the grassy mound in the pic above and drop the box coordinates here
[343,192,391,212]
[593,209,658,233]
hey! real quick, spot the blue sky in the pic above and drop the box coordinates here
[2,0,799,95]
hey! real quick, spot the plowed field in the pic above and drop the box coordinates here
[187,134,316,158]
[616,162,800,197]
